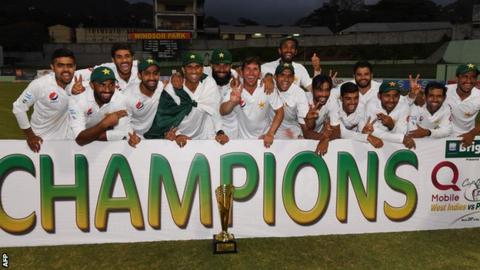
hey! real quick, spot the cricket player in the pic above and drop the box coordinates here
[445,63,480,146]
[328,82,384,151]
[69,43,140,95]
[408,81,452,138]
[299,74,338,154]
[12,48,76,152]
[203,48,239,138]
[273,62,309,139]
[364,80,415,149]
[125,58,184,137]
[220,56,284,147]
[144,52,228,147]
[262,37,314,90]
[68,66,139,147]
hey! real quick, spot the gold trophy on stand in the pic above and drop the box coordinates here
[213,184,237,254]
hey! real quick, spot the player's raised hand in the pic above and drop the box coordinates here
[306,101,321,120]
[362,116,376,134]
[262,75,275,94]
[408,74,421,98]
[328,69,340,87]
[230,78,242,104]
[171,72,184,90]
[72,75,85,95]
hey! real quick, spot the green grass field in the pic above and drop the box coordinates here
[1,82,480,269]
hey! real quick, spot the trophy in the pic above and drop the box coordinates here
[213,184,237,254]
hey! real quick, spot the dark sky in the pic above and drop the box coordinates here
[130,0,457,25]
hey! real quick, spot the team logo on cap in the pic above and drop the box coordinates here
[190,54,196,59]
[48,91,58,101]
[136,101,144,110]
[467,63,476,69]
[389,81,396,87]
[87,108,93,116]
[147,59,154,64]
[102,68,111,75]
[219,53,224,58]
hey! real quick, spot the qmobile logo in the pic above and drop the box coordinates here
[431,161,461,191]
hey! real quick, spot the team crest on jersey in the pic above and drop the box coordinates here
[136,101,144,110]
[258,100,265,109]
[87,108,93,116]
[49,91,58,101]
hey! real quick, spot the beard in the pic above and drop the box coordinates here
[212,71,232,86]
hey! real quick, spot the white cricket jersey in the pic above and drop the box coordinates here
[68,88,132,141]
[305,92,335,133]
[262,59,312,89]
[223,84,283,139]
[68,60,140,95]
[12,73,73,140]
[177,76,222,139]
[274,84,309,139]
[445,84,480,136]
[365,98,410,144]
[408,102,452,138]
[329,99,369,142]
[124,81,165,136]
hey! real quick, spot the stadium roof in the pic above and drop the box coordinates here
[340,22,453,34]
[218,25,333,36]
[442,39,480,63]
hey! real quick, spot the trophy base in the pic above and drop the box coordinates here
[213,235,237,254]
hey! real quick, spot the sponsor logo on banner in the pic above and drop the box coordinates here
[430,161,480,222]
[445,140,480,158]
[461,178,480,202]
